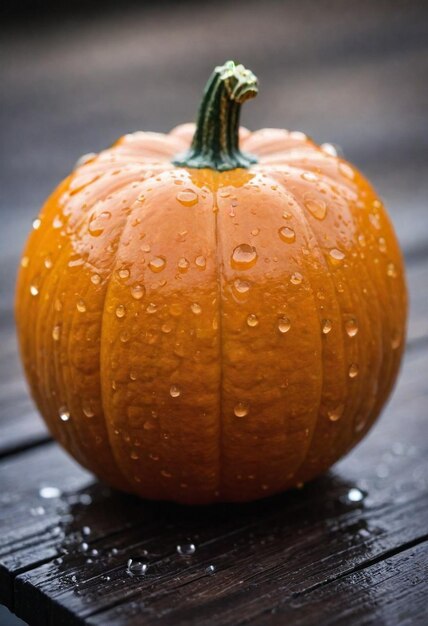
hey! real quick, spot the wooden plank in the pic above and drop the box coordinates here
[0,343,424,625]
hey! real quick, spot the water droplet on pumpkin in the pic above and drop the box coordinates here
[328,404,345,422]
[127,559,148,576]
[345,318,358,337]
[191,303,202,315]
[59,407,70,422]
[329,248,346,263]
[76,299,86,313]
[321,143,338,157]
[178,257,190,271]
[82,402,95,418]
[52,216,63,229]
[149,257,166,273]
[251,228,260,236]
[290,272,303,285]
[88,211,111,236]
[247,313,259,327]
[117,268,130,280]
[305,198,327,220]
[131,284,145,300]
[21,256,29,268]
[234,402,249,417]
[231,244,258,270]
[91,273,101,285]
[339,162,355,179]
[30,284,39,296]
[234,279,250,294]
[391,329,402,350]
[141,243,151,253]
[279,226,296,243]
[115,304,126,318]
[177,189,198,206]
[322,319,332,334]
[44,256,53,269]
[205,565,216,575]
[378,237,387,253]
[146,302,157,314]
[348,363,359,378]
[170,385,181,398]
[52,325,61,341]
[347,488,364,503]
[278,317,291,333]
[301,172,318,182]
[32,217,41,230]
[387,262,397,278]
[195,255,206,269]
[369,213,381,230]
[358,234,366,247]
[177,543,196,556]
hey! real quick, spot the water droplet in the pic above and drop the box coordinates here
[205,565,216,575]
[178,257,190,271]
[305,198,327,220]
[290,272,303,285]
[170,385,181,398]
[234,279,250,294]
[322,319,332,334]
[149,257,166,272]
[234,402,249,417]
[358,234,366,247]
[59,407,70,422]
[177,189,198,206]
[301,172,318,182]
[195,255,206,269]
[131,284,145,300]
[339,162,355,179]
[191,303,202,315]
[82,402,95,418]
[146,302,157,314]
[39,486,62,499]
[321,143,338,157]
[117,268,130,280]
[278,317,291,333]
[127,558,148,576]
[369,213,381,230]
[82,526,91,536]
[88,211,111,236]
[52,216,63,229]
[347,488,364,503]
[141,243,151,253]
[282,211,292,220]
[246,313,259,327]
[130,450,139,460]
[44,256,53,269]
[231,244,258,270]
[391,329,402,350]
[328,404,345,422]
[52,325,61,341]
[251,228,260,236]
[345,318,358,337]
[32,217,42,230]
[348,363,359,378]
[30,284,39,296]
[279,226,296,243]
[76,299,86,313]
[91,273,101,285]
[177,543,196,556]
[21,256,29,268]
[387,262,397,278]
[115,304,126,318]
[378,237,387,253]
[329,248,346,263]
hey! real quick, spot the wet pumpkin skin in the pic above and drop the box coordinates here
[16,64,407,504]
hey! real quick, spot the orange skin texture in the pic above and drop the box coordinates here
[16,124,407,504]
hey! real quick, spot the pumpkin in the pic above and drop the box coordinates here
[16,61,407,504]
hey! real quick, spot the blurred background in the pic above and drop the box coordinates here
[0,2,427,623]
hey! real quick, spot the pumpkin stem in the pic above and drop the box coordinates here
[172,61,258,171]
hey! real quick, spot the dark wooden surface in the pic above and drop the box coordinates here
[1,2,427,625]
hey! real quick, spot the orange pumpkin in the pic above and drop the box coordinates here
[16,61,407,504]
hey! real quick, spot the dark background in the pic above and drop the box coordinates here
[0,2,427,625]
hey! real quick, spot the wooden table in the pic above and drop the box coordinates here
[1,2,428,624]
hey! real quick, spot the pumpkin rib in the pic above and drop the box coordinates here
[272,177,344,480]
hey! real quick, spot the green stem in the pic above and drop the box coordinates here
[173,61,258,171]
